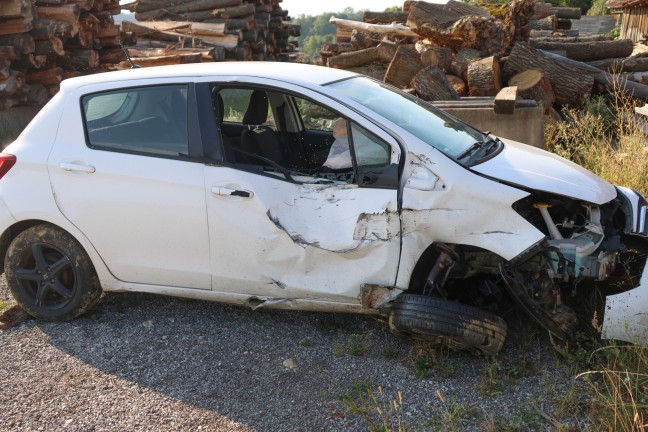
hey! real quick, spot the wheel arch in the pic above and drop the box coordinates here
[0,219,113,284]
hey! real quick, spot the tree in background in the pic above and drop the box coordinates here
[290,6,399,61]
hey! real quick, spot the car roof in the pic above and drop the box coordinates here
[60,62,359,92]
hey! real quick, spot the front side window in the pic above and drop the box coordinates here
[82,84,188,157]
[211,85,396,187]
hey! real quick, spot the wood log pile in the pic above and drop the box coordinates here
[0,0,132,111]
[323,0,648,114]
[121,0,301,63]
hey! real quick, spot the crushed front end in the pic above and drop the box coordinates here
[502,187,648,343]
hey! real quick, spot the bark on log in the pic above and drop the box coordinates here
[625,71,648,85]
[530,29,579,38]
[450,47,483,80]
[347,61,389,81]
[407,1,510,53]
[528,16,556,32]
[467,56,502,96]
[26,67,63,85]
[0,19,33,36]
[350,30,382,50]
[327,47,379,69]
[363,11,409,24]
[532,2,554,19]
[58,48,99,70]
[377,41,397,62]
[420,46,453,72]
[445,73,467,96]
[120,52,202,68]
[531,35,613,43]
[411,65,460,101]
[502,43,595,105]
[0,46,18,62]
[508,68,555,113]
[541,49,648,99]
[587,57,648,73]
[329,17,418,37]
[0,34,35,55]
[212,4,256,19]
[530,39,633,62]
[384,45,421,88]
[124,21,227,37]
[553,7,581,20]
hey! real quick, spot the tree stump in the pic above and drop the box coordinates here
[420,46,453,72]
[411,65,460,101]
[445,74,467,96]
[467,56,502,96]
[508,69,555,113]
[450,48,483,80]
[384,45,422,88]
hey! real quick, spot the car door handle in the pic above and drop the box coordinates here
[59,162,96,174]
[211,186,254,198]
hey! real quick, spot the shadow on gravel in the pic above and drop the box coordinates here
[36,292,414,430]
[11,290,569,431]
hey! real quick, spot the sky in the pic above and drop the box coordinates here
[280,0,401,17]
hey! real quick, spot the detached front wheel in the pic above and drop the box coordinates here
[389,294,507,355]
[5,224,102,321]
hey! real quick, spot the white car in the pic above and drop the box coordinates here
[1,62,646,354]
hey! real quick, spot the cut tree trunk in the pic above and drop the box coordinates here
[445,73,467,96]
[362,11,409,24]
[502,43,596,105]
[529,39,634,61]
[411,65,460,101]
[507,68,555,113]
[350,30,382,50]
[407,0,510,53]
[532,2,554,19]
[377,41,397,62]
[26,67,63,85]
[587,57,648,73]
[541,49,648,99]
[327,46,379,69]
[420,46,453,71]
[467,56,502,96]
[553,7,581,20]
[528,16,556,31]
[450,47,483,80]
[384,45,421,88]
[329,17,418,37]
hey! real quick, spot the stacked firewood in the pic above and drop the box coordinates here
[121,0,300,63]
[323,0,648,113]
[0,0,131,111]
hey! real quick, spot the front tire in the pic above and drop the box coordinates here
[5,224,102,321]
[389,294,507,355]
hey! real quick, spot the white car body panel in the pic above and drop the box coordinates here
[471,138,617,205]
[47,83,212,290]
[602,262,648,343]
[0,63,644,345]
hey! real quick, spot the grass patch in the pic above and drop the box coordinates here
[335,380,406,432]
[409,341,457,378]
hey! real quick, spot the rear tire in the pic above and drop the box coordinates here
[389,294,507,355]
[5,224,102,322]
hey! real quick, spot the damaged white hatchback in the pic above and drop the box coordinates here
[1,63,647,354]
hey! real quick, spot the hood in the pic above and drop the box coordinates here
[471,138,617,205]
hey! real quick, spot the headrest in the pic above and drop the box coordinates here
[242,90,269,125]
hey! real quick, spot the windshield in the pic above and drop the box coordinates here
[327,77,486,163]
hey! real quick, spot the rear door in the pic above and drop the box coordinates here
[48,82,212,290]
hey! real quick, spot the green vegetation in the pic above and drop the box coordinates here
[336,380,406,432]
[288,6,399,61]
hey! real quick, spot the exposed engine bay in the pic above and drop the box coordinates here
[421,188,647,342]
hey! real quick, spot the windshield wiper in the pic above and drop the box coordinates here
[456,141,483,161]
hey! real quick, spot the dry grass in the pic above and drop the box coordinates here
[546,84,648,431]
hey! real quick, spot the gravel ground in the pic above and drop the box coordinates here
[0,276,590,431]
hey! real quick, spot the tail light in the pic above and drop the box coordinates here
[0,154,16,179]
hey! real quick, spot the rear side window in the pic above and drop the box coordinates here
[82,85,188,157]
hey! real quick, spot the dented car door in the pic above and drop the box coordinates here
[201,80,402,305]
